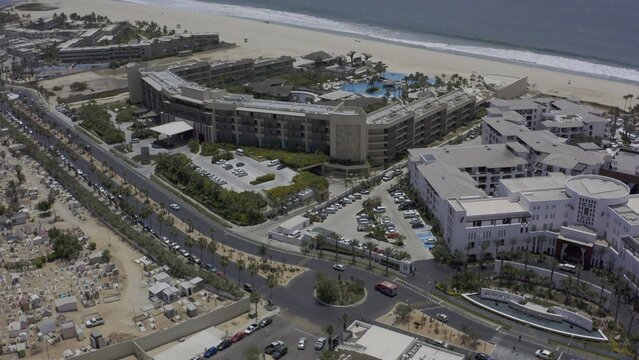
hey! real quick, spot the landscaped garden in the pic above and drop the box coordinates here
[315,272,365,306]
[154,153,267,225]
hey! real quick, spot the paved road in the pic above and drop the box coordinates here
[6,88,631,360]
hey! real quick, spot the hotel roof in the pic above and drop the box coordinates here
[500,172,568,194]
[611,196,639,225]
[566,175,629,200]
[451,197,530,219]
[416,162,486,199]
[412,143,527,169]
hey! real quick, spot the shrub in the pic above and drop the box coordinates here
[78,102,124,144]
[49,228,82,260]
[69,81,88,92]
[52,86,62,91]
[267,171,328,201]
[250,173,275,185]
[188,140,200,153]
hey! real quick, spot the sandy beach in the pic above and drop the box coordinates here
[13,0,639,108]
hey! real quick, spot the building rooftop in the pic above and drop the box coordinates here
[609,149,639,176]
[565,175,629,200]
[610,196,639,225]
[416,162,487,199]
[451,197,529,219]
[413,143,527,169]
[501,172,568,193]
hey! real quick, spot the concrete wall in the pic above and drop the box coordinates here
[71,298,250,360]
[136,297,249,350]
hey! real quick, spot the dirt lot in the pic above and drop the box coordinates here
[39,68,128,102]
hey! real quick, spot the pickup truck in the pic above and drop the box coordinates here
[85,317,105,328]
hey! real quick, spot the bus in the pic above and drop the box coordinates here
[375,281,398,297]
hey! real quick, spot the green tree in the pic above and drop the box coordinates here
[315,233,326,258]
[394,302,412,322]
[237,258,246,284]
[15,164,25,184]
[88,241,97,251]
[196,236,206,260]
[248,261,259,285]
[184,236,194,255]
[267,273,278,302]
[351,239,359,265]
[220,255,229,275]
[548,257,558,297]
[324,324,335,351]
[250,291,260,318]
[341,312,350,330]
[383,246,395,276]
[102,249,111,265]
[315,273,338,304]
[363,240,376,269]
[49,228,82,260]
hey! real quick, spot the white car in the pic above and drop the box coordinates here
[332,263,346,271]
[170,203,180,211]
[245,323,259,335]
[297,337,306,350]
[535,349,554,359]
[435,313,448,323]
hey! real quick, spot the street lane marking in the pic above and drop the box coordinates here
[294,328,318,340]
[393,278,442,305]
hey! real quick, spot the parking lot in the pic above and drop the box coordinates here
[189,152,297,192]
[320,171,432,261]
[149,312,327,360]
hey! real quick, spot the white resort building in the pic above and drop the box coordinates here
[408,100,639,280]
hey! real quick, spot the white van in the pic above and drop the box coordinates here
[267,159,280,167]
[558,263,576,273]
[236,148,244,156]
[374,206,386,213]
[290,229,301,238]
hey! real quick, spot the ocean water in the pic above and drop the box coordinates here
[122,0,639,83]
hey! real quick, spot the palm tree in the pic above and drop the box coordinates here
[237,258,246,284]
[207,240,218,265]
[169,228,178,242]
[351,239,359,265]
[324,324,335,351]
[248,261,258,285]
[197,236,206,260]
[548,257,558,291]
[623,94,633,111]
[266,273,278,302]
[184,236,194,256]
[537,235,546,262]
[383,247,395,276]
[341,313,350,331]
[523,238,532,280]
[479,241,490,269]
[250,291,260,318]
[139,204,153,227]
[315,233,326,258]
[493,239,503,267]
[220,255,229,275]
[331,233,341,263]
[363,240,376,269]
[509,238,517,253]
[208,226,217,243]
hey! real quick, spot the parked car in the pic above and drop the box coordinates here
[435,313,449,323]
[267,159,280,167]
[217,339,233,351]
[272,345,288,359]
[243,283,256,292]
[277,164,286,170]
[203,347,217,358]
[245,323,259,335]
[231,331,246,343]
[535,349,554,360]
[332,263,346,271]
[474,353,494,360]
[259,317,273,328]
[314,337,327,351]
[297,337,306,350]
[265,340,284,354]
[236,162,245,167]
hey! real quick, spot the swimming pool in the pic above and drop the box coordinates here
[340,81,404,98]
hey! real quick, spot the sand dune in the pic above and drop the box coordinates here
[13,0,639,108]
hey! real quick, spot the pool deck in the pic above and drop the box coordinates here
[462,293,608,342]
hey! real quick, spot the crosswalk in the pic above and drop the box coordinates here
[393,278,442,305]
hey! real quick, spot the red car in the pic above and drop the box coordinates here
[231,331,246,343]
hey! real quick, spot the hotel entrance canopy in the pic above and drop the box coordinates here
[150,121,193,137]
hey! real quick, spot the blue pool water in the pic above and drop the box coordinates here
[340,81,403,98]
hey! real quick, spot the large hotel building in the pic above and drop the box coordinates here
[126,63,477,166]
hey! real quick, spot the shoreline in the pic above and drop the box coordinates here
[10,0,639,108]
